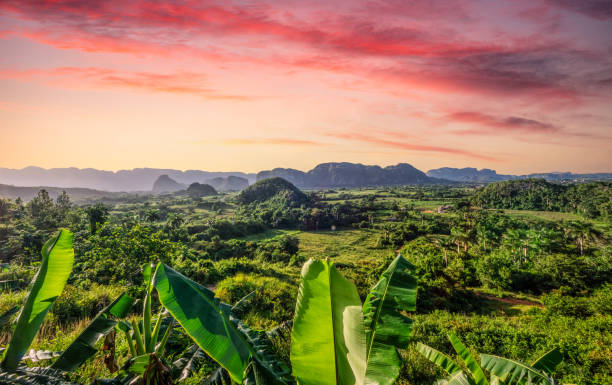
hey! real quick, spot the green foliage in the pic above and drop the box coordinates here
[472,179,611,221]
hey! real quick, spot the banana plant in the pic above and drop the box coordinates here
[416,333,490,385]
[417,333,566,385]
[481,348,569,385]
[152,263,294,385]
[290,254,418,385]
[0,229,77,384]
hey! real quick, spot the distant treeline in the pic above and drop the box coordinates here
[472,179,611,220]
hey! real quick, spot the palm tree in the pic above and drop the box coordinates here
[563,221,602,256]
[451,227,470,254]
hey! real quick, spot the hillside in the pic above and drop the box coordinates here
[472,179,611,219]
[257,162,431,188]
[186,182,217,197]
[236,177,309,205]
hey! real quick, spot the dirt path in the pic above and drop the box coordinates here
[473,291,543,308]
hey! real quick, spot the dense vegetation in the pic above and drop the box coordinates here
[0,179,609,384]
[472,179,611,221]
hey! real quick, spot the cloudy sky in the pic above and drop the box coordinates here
[1,0,611,173]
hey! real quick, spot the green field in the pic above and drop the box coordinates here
[0,181,609,384]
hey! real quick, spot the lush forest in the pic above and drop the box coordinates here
[0,178,610,384]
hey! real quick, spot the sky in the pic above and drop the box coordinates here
[1,0,611,174]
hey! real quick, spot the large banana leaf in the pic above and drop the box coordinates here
[480,354,549,385]
[1,229,74,370]
[290,259,366,385]
[362,254,417,385]
[416,343,462,375]
[153,263,251,383]
[448,333,489,385]
[530,348,562,376]
[52,293,135,371]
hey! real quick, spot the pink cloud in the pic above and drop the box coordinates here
[0,67,253,100]
[326,131,498,161]
[448,111,559,134]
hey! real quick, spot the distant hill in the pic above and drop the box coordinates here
[0,166,256,192]
[427,167,612,183]
[152,175,186,193]
[186,182,217,197]
[237,177,309,205]
[0,183,125,202]
[427,167,514,182]
[205,176,249,191]
[257,162,431,188]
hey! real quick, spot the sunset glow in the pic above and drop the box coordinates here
[1,0,611,173]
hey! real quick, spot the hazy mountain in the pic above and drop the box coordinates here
[257,162,431,188]
[205,176,249,191]
[427,167,612,183]
[152,175,186,193]
[426,167,514,182]
[256,168,310,187]
[0,167,256,192]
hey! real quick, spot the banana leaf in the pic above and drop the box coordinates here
[480,354,549,385]
[362,254,417,385]
[290,259,366,385]
[52,293,135,371]
[153,263,251,383]
[448,333,488,385]
[0,366,78,385]
[230,315,294,384]
[416,343,463,375]
[203,367,232,385]
[1,229,74,370]
[530,348,562,376]
[443,371,477,385]
[172,344,206,382]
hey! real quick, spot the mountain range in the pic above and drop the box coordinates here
[0,164,610,201]
[0,166,256,192]
[257,162,431,187]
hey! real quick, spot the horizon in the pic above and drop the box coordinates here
[1,162,611,176]
[2,1,612,173]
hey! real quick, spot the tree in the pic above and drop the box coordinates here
[26,189,56,230]
[450,227,470,254]
[55,191,72,222]
[144,208,161,223]
[563,220,602,256]
[85,203,109,234]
